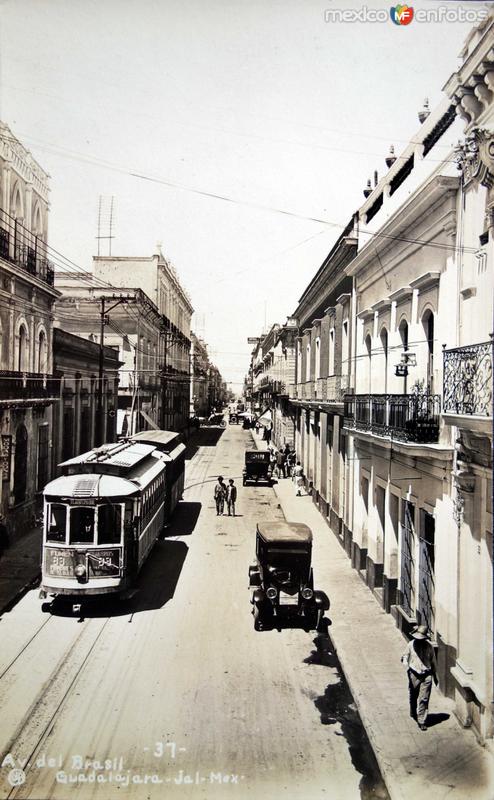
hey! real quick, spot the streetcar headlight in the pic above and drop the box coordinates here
[266,587,277,600]
[74,564,87,581]
[301,587,313,600]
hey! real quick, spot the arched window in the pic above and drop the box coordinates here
[38,330,47,373]
[315,337,321,381]
[11,183,24,221]
[422,311,434,393]
[365,335,372,393]
[32,203,43,236]
[14,424,28,504]
[329,329,335,375]
[380,328,388,394]
[399,320,409,393]
[17,324,29,372]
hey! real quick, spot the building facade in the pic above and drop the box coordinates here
[54,277,166,438]
[52,328,121,468]
[275,12,493,743]
[0,123,60,539]
[93,251,193,432]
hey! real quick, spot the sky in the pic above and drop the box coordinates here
[0,0,487,390]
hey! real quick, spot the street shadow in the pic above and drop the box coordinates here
[307,631,390,800]
[426,712,450,728]
[162,501,201,537]
[183,428,226,460]
[42,540,188,619]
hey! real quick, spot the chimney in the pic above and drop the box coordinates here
[374,170,379,187]
[418,98,430,124]
[363,179,372,198]
[385,145,396,169]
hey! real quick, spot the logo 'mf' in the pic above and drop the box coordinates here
[390,5,414,25]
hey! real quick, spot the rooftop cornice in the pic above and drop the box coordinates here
[346,174,459,277]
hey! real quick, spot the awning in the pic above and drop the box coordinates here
[257,411,272,427]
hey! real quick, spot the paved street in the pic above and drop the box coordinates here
[0,425,387,800]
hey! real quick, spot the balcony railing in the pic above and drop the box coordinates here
[344,393,441,443]
[289,375,351,404]
[0,371,61,402]
[443,341,493,417]
[0,209,55,286]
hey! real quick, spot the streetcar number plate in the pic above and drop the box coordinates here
[45,549,73,577]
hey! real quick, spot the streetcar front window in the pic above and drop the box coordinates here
[47,504,67,543]
[98,504,122,545]
[69,507,95,544]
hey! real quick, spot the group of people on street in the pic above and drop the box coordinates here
[265,444,305,496]
[213,476,237,517]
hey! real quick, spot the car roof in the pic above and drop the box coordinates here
[256,521,312,543]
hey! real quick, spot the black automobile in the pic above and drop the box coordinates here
[242,450,272,486]
[249,521,330,631]
[229,412,238,424]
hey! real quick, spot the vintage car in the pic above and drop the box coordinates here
[229,412,239,424]
[248,521,330,631]
[242,450,272,485]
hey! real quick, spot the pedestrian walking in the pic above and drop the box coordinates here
[276,449,286,479]
[286,449,295,478]
[226,479,237,516]
[293,461,304,496]
[401,624,438,730]
[214,476,227,516]
[265,425,272,444]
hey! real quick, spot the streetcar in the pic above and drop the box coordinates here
[39,430,185,600]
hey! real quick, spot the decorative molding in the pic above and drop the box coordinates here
[389,286,413,304]
[454,128,494,188]
[336,292,351,306]
[371,299,391,313]
[460,286,477,299]
[357,307,375,322]
[409,271,440,291]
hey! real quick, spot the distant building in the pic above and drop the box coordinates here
[0,123,60,538]
[54,277,165,438]
[93,251,193,432]
[190,333,210,417]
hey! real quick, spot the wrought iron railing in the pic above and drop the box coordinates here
[0,371,61,401]
[0,208,55,286]
[344,393,441,443]
[443,341,493,416]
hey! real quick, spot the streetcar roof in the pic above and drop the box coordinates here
[45,451,167,499]
[43,473,140,499]
[59,442,157,475]
[256,521,313,544]
[130,430,182,452]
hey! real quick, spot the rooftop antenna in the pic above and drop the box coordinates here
[96,195,116,256]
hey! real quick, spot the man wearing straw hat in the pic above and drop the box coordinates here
[401,624,438,730]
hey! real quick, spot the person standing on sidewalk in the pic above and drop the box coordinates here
[214,476,227,516]
[293,461,304,496]
[226,479,237,517]
[401,624,438,730]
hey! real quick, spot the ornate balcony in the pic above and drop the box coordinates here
[0,209,55,287]
[443,341,492,417]
[344,393,441,443]
[0,371,61,406]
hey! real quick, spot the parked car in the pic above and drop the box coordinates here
[248,521,330,631]
[229,412,239,424]
[242,450,272,485]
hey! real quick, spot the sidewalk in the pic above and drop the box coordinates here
[252,433,493,800]
[0,525,42,614]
